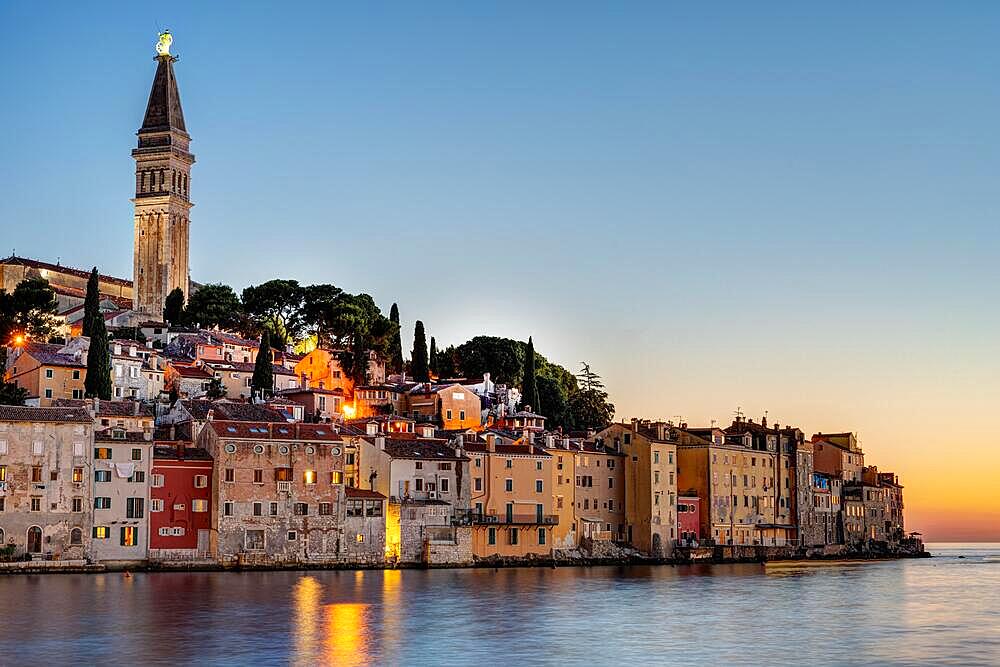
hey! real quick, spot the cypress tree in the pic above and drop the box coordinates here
[82,267,101,338]
[389,303,403,374]
[251,330,274,400]
[411,321,429,382]
[521,336,539,411]
[429,336,438,377]
[84,318,112,400]
[163,287,185,325]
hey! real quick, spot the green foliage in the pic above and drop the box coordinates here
[521,337,539,410]
[454,336,523,384]
[82,267,101,338]
[0,379,29,407]
[206,376,226,399]
[85,319,112,400]
[0,277,59,343]
[318,293,396,384]
[429,336,438,377]
[389,303,403,374]
[535,375,568,429]
[185,283,242,330]
[163,287,185,324]
[411,321,429,382]
[566,363,614,431]
[242,279,306,345]
[301,284,344,346]
[435,345,458,378]
[251,330,274,399]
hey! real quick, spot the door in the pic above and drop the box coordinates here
[27,526,42,554]
[197,530,210,558]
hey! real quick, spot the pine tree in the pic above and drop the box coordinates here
[429,336,438,377]
[251,330,274,400]
[389,303,404,374]
[521,336,539,411]
[84,318,112,400]
[411,321,429,382]
[82,267,101,338]
[163,287,185,325]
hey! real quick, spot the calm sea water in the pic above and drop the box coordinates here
[0,544,997,666]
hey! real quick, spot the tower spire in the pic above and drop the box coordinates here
[132,30,194,318]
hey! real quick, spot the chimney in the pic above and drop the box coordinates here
[169,424,176,441]
[92,397,100,413]
[454,434,464,457]
[761,415,767,428]
[655,423,668,441]
[483,372,490,389]
[486,433,496,453]
[206,408,214,422]
[630,418,639,433]
[375,436,386,451]
[133,401,139,416]
[366,421,378,436]
[545,434,555,449]
[143,425,153,441]
[562,437,570,450]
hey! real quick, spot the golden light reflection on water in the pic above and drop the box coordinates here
[324,602,369,666]
[292,574,372,666]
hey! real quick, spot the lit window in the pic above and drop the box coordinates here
[303,470,316,485]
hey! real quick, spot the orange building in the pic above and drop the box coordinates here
[406,383,482,431]
[294,349,353,395]
[813,432,864,483]
[464,432,556,558]
[5,342,87,406]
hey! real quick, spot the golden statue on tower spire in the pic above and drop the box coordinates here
[155,30,173,57]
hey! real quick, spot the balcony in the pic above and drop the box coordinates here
[454,510,558,526]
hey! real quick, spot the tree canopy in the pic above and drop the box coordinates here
[185,283,242,330]
[411,321,429,382]
[82,268,101,338]
[163,287,185,325]
[251,330,274,399]
[85,318,112,400]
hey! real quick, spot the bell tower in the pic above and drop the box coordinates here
[132,30,194,317]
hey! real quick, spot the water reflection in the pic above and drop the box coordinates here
[1,547,998,666]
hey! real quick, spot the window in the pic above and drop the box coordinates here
[131,448,142,461]
[536,461,543,471]
[93,526,110,539]
[70,528,83,545]
[44,388,53,399]
[505,478,513,492]
[245,530,265,551]
[0,440,6,455]
[654,451,660,464]
[31,466,42,482]
[194,475,208,488]
[224,468,235,483]
[415,478,423,492]
[505,459,513,469]
[120,526,137,547]
[294,503,309,516]
[253,502,263,516]
[474,478,483,492]
[0,465,4,482]
[71,467,84,483]
[538,528,546,545]
[440,478,450,493]
[319,502,332,516]
[508,528,519,545]
[223,501,234,517]
[126,497,145,518]
[95,470,111,483]
[72,497,83,512]
[94,497,111,509]
[287,531,297,541]
[151,499,164,512]
[475,458,482,468]
[415,462,423,470]
[535,480,543,493]
[95,447,111,460]
[171,527,185,536]
[331,471,343,484]
[439,462,452,471]
[253,469,264,484]
[269,502,279,516]
[191,499,208,513]
[366,500,382,517]
[446,410,452,420]
[45,369,53,379]
[347,500,364,517]
[488,527,497,545]
[303,470,316,485]
[130,471,146,483]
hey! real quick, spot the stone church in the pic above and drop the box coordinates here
[0,32,192,323]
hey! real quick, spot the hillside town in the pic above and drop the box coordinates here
[0,32,922,571]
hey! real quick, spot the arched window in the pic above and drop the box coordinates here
[27,526,42,553]
[0,528,5,544]
[70,528,83,545]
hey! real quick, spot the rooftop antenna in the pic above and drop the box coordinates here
[734,406,744,420]
[711,419,717,428]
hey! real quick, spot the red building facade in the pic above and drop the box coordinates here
[677,495,701,545]
[150,425,214,559]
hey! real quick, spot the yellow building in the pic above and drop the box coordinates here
[596,421,677,558]
[465,432,555,558]
[6,342,87,406]
[542,436,577,550]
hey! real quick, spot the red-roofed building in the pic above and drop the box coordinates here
[150,423,214,560]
